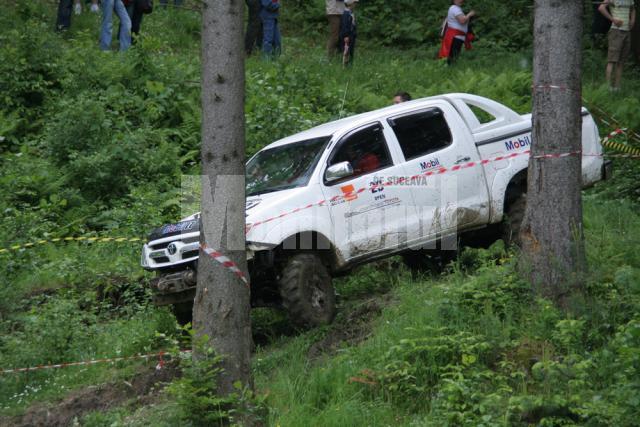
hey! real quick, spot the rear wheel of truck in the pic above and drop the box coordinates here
[502,193,526,246]
[279,253,336,328]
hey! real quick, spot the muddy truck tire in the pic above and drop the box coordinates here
[279,253,336,328]
[502,193,526,246]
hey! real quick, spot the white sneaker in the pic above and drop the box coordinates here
[90,3,99,12]
[74,3,82,14]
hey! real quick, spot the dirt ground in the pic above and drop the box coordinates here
[4,268,395,426]
[307,294,392,360]
[4,364,180,427]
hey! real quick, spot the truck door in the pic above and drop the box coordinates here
[386,105,490,246]
[320,123,417,262]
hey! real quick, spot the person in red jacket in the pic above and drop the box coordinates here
[438,0,476,65]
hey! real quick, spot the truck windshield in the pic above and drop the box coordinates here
[246,136,330,196]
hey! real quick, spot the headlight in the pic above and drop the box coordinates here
[140,245,149,267]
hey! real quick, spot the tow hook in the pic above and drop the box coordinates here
[151,269,197,293]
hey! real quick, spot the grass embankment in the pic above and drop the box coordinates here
[1,1,640,425]
[74,197,640,426]
[249,199,640,427]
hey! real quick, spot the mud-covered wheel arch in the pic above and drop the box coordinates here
[502,170,527,246]
[278,231,340,268]
[278,252,336,328]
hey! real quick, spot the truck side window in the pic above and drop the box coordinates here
[328,124,392,181]
[388,109,453,161]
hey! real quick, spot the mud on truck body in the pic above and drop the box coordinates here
[141,93,609,327]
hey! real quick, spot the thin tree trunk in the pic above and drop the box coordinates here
[520,0,585,306]
[194,0,252,396]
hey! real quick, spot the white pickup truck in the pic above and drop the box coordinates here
[141,93,608,326]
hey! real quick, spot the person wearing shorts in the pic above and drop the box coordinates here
[599,0,636,90]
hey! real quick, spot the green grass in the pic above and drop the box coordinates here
[251,197,640,426]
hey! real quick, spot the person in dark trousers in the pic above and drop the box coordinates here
[245,0,263,55]
[121,0,144,43]
[260,0,281,59]
[339,0,358,66]
[56,0,74,31]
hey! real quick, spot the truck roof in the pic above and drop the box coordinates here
[266,94,470,149]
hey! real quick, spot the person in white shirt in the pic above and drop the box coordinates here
[439,0,476,64]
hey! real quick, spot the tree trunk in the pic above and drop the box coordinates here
[194,0,252,397]
[519,0,585,306]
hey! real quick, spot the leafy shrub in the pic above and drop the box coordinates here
[166,336,265,427]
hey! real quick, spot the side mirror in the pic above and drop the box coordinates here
[325,161,354,183]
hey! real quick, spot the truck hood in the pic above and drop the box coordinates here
[149,187,310,241]
[245,187,308,224]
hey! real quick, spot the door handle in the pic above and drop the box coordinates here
[455,156,471,164]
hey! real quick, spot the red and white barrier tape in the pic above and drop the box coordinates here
[200,243,249,286]
[602,128,626,144]
[248,150,584,233]
[0,350,192,375]
[532,150,582,159]
[583,99,640,143]
[532,84,572,92]
[246,131,639,234]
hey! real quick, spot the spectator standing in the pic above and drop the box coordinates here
[339,0,358,66]
[326,0,345,59]
[100,0,132,52]
[599,0,636,90]
[245,0,263,56]
[122,0,144,42]
[56,0,99,31]
[438,0,476,64]
[56,0,74,31]
[159,0,183,9]
[260,0,281,59]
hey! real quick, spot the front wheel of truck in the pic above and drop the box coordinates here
[279,253,336,328]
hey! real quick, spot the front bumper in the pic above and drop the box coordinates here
[141,231,200,270]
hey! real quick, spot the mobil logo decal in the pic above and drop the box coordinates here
[505,135,531,151]
[420,158,441,170]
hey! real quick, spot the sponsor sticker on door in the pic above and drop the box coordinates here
[341,184,358,201]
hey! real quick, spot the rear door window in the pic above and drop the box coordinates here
[388,108,453,161]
